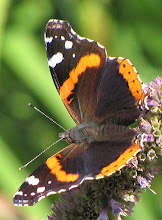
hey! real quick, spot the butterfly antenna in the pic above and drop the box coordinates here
[29,103,66,131]
[19,137,64,170]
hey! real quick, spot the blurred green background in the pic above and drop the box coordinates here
[0,0,161,219]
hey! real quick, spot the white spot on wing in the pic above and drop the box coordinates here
[14,191,23,196]
[48,52,64,68]
[84,176,94,180]
[38,196,45,202]
[118,56,124,60]
[58,19,64,24]
[133,66,137,73]
[65,41,73,49]
[48,19,55,24]
[58,188,66,193]
[137,74,143,83]
[22,200,28,204]
[37,186,46,193]
[109,56,117,60]
[31,192,35,196]
[127,59,133,65]
[14,203,22,206]
[70,28,77,36]
[48,180,51,184]
[77,35,85,41]
[72,53,75,58]
[47,191,57,196]
[97,42,105,49]
[26,175,39,186]
[87,38,94,43]
[96,175,104,180]
[61,36,65,40]
[69,184,79,190]
[45,36,53,43]
[68,179,85,191]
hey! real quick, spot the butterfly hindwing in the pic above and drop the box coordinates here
[13,143,87,206]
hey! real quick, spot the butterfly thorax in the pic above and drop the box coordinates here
[59,122,136,144]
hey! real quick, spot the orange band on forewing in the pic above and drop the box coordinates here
[60,53,101,104]
[96,140,141,178]
[46,154,79,182]
[117,58,143,103]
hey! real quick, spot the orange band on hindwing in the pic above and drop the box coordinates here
[96,140,141,178]
[60,53,101,104]
[46,154,79,182]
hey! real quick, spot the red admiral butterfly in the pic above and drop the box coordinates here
[13,19,147,206]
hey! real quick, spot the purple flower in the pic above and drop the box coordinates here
[97,207,109,220]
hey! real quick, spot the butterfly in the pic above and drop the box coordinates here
[13,19,146,206]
